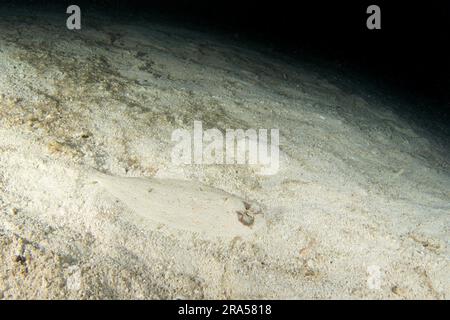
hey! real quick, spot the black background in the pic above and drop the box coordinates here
[0,300,446,318]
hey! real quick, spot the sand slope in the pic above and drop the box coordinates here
[0,8,449,299]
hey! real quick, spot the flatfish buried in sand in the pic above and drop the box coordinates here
[92,172,265,238]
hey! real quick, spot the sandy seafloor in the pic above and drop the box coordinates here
[0,8,449,299]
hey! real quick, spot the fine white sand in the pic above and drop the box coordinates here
[0,8,449,299]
